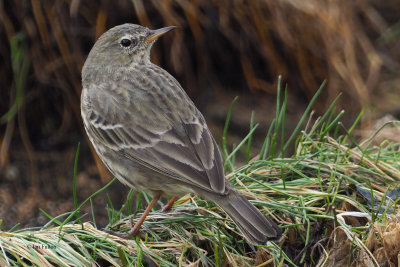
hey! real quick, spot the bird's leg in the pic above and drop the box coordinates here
[129,192,162,236]
[161,196,178,212]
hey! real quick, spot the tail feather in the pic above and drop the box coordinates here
[199,188,281,244]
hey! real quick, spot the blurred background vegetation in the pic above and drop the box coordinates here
[0,0,399,230]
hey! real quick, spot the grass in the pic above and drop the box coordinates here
[1,80,400,266]
[1,33,29,124]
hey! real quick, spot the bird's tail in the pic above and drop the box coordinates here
[199,188,281,244]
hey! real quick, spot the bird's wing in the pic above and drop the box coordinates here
[83,67,225,194]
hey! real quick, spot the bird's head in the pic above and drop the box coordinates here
[83,23,176,72]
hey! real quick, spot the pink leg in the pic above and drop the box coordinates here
[161,196,178,212]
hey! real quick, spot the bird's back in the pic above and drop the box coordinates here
[82,62,226,196]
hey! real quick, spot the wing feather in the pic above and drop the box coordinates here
[82,65,226,194]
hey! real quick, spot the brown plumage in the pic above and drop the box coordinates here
[81,23,281,244]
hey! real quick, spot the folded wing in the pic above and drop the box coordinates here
[82,68,225,194]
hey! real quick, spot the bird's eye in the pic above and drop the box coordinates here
[120,38,132,47]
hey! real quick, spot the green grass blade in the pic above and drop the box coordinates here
[283,80,326,152]
[222,96,238,171]
[246,111,255,163]
[73,143,80,222]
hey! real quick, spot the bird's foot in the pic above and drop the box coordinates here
[105,217,145,239]
[161,196,178,212]
[104,228,146,239]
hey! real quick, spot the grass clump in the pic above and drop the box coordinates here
[1,79,400,266]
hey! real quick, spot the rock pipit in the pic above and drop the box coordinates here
[81,24,281,244]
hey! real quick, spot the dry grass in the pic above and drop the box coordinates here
[1,0,399,180]
[1,83,400,265]
[1,2,400,265]
[1,129,400,265]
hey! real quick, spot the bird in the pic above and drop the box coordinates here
[80,23,281,244]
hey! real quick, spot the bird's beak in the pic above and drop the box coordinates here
[144,26,176,43]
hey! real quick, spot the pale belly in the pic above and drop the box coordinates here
[96,146,194,197]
